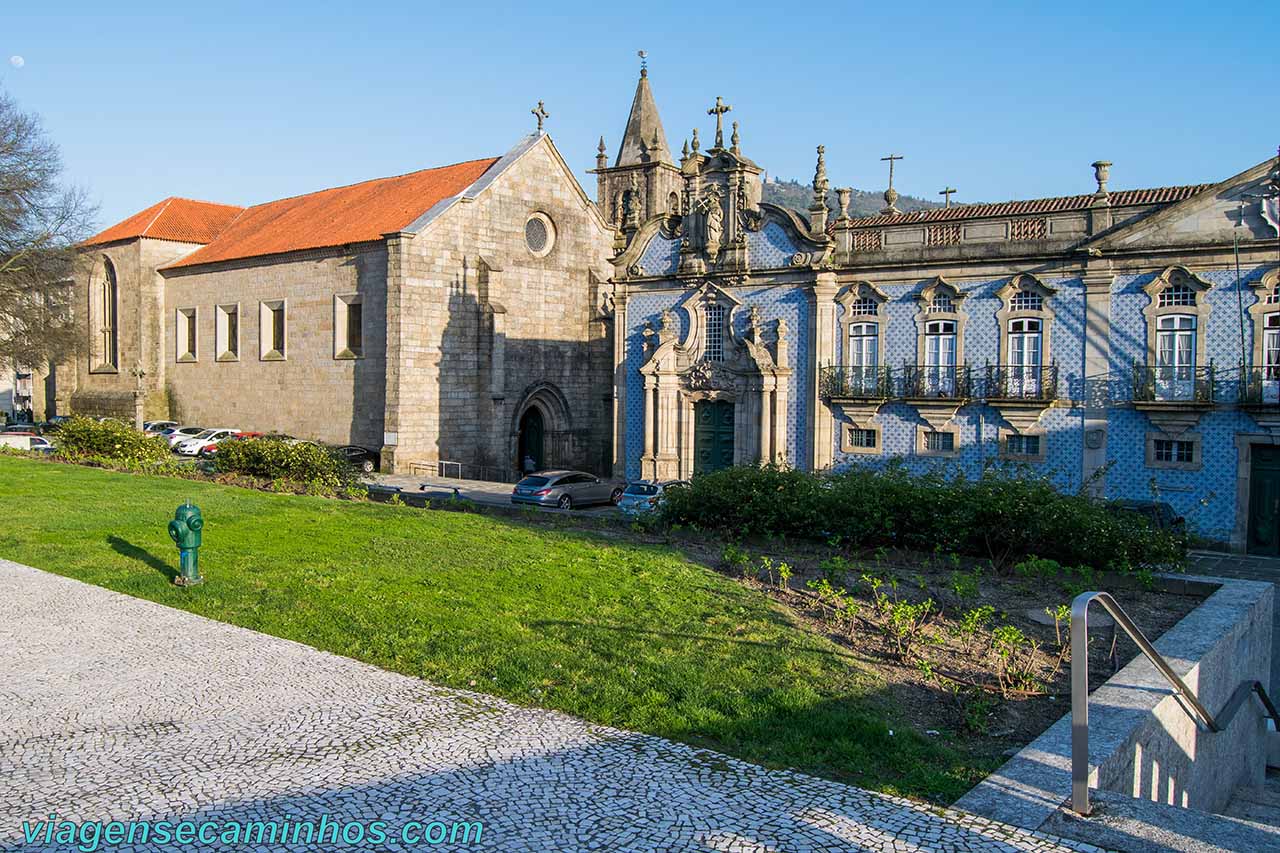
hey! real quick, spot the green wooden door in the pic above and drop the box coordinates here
[694,400,735,474]
[1248,445,1280,555]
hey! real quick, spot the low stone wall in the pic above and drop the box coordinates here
[955,574,1274,831]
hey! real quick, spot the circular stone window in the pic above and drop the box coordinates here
[525,212,555,257]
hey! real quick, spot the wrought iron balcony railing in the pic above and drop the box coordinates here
[817,365,896,399]
[983,363,1059,402]
[818,364,973,401]
[1238,366,1280,407]
[1131,362,1215,405]
[903,364,973,399]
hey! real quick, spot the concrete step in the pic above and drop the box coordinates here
[1222,770,1280,829]
[1046,789,1280,852]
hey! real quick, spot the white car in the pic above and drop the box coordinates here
[143,420,178,435]
[174,428,240,456]
[0,433,53,453]
[164,426,206,447]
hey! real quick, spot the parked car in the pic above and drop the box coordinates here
[3,423,40,434]
[163,426,206,447]
[616,480,689,516]
[335,445,380,473]
[174,428,240,456]
[143,420,178,435]
[198,431,265,458]
[0,433,53,453]
[510,470,619,510]
[1113,499,1187,536]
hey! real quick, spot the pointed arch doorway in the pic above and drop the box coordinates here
[518,406,545,472]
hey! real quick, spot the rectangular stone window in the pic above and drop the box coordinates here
[1154,438,1193,464]
[849,427,877,449]
[334,294,363,359]
[215,304,239,361]
[924,430,955,452]
[1145,432,1201,471]
[175,308,197,362]
[917,425,961,457]
[1003,432,1044,466]
[260,300,286,361]
[704,303,725,362]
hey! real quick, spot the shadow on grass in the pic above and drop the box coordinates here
[107,535,176,582]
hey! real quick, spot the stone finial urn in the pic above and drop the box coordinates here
[1092,161,1112,194]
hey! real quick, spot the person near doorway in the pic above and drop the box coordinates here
[522,454,537,476]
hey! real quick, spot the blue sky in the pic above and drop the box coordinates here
[4,1,1277,228]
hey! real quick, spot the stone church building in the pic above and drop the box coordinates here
[73,133,616,477]
[70,64,1280,551]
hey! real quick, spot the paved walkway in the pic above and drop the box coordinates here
[1187,550,1280,690]
[0,559,1100,853]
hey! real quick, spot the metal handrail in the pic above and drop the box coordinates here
[1070,590,1279,815]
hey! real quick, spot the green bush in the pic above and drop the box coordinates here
[54,417,170,465]
[660,463,1185,573]
[212,437,358,493]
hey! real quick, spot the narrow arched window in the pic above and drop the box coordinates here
[100,259,119,369]
[704,303,726,362]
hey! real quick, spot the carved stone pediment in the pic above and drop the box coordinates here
[989,400,1050,433]
[682,358,736,392]
[1142,407,1204,437]
[912,400,963,431]
[832,400,883,426]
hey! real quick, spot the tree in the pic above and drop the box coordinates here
[0,85,96,372]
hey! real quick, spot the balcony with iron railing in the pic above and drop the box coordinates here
[1238,366,1280,408]
[818,364,974,402]
[984,363,1059,403]
[819,362,1062,404]
[1130,362,1216,408]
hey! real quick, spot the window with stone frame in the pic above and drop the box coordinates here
[1009,289,1043,312]
[1153,438,1194,464]
[1004,433,1041,458]
[260,300,287,360]
[94,259,119,371]
[215,304,239,361]
[848,427,877,449]
[704,303,726,362]
[1157,283,1197,308]
[175,308,198,362]
[923,430,955,452]
[334,294,363,359]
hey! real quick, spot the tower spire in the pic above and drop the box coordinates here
[614,58,671,167]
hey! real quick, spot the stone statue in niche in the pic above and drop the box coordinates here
[702,187,724,255]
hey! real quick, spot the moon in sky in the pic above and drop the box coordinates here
[9,56,24,68]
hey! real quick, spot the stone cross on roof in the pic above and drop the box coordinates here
[707,96,732,149]
[880,153,903,214]
[531,101,550,134]
[939,186,957,208]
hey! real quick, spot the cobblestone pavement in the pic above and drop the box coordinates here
[0,559,1104,853]
[1187,550,1280,690]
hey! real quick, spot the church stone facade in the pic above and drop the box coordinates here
[73,134,615,479]
[69,64,1280,552]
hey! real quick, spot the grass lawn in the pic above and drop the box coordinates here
[0,456,995,801]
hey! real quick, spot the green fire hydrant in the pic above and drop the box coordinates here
[168,501,204,586]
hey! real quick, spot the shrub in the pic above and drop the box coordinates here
[659,463,1184,574]
[213,437,358,494]
[54,417,169,465]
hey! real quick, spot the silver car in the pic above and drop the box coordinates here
[617,480,688,516]
[511,470,620,510]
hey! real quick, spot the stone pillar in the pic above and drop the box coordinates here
[758,380,773,463]
[809,273,839,471]
[1082,269,1114,496]
[611,291,629,478]
[773,379,790,465]
[656,378,679,479]
[380,232,410,473]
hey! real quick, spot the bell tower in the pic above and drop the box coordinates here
[590,54,684,230]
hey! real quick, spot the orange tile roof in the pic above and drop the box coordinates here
[84,197,245,246]
[165,157,500,269]
[843,184,1211,229]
